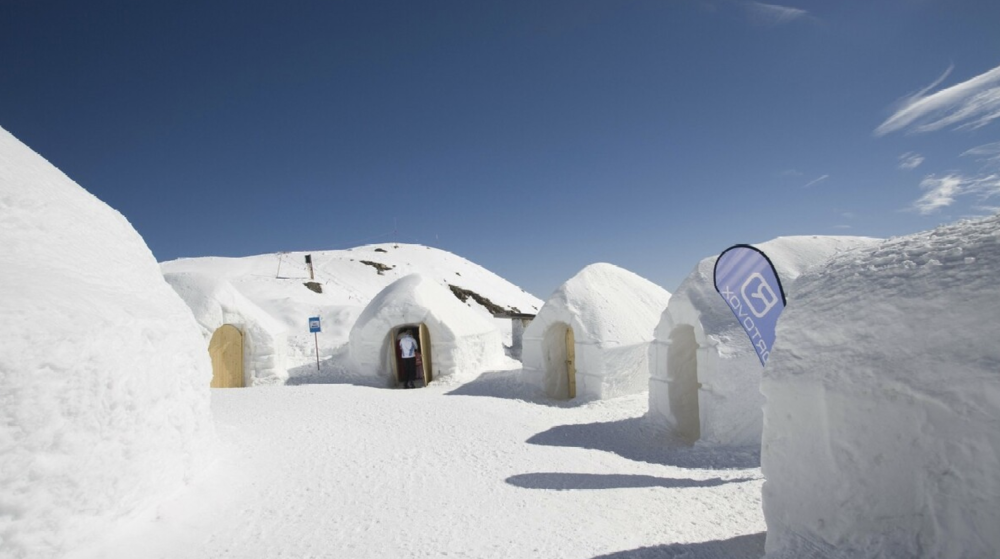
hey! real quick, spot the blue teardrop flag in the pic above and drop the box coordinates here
[713,245,787,366]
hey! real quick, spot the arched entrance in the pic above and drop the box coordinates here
[667,325,699,441]
[209,324,244,388]
[389,323,433,388]
[543,322,576,399]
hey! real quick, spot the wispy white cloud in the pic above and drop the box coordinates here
[962,141,1000,168]
[911,173,1000,214]
[832,224,853,230]
[972,204,1000,215]
[801,174,829,189]
[898,152,924,170]
[875,62,1000,136]
[746,2,808,26]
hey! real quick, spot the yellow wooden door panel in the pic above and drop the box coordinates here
[419,323,432,385]
[209,324,244,388]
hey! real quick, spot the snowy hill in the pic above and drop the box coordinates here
[161,244,543,379]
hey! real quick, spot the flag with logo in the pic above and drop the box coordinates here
[713,245,787,366]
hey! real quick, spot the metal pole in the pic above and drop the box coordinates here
[314,333,320,372]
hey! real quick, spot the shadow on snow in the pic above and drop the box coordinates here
[526,417,761,470]
[590,532,766,559]
[505,472,754,491]
[444,368,598,409]
[284,350,385,389]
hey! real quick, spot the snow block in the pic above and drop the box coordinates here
[761,214,1000,558]
[0,126,216,558]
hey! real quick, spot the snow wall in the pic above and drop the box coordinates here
[164,271,289,385]
[0,126,216,558]
[349,274,505,384]
[761,215,1000,558]
[649,236,881,446]
[522,263,671,401]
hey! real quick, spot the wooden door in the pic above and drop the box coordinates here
[419,323,432,385]
[390,328,403,384]
[209,324,244,388]
[566,326,576,399]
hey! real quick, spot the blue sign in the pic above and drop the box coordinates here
[713,245,787,366]
[308,316,321,333]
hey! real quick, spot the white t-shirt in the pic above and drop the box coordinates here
[399,335,418,359]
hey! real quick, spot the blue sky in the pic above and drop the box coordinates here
[2,0,999,298]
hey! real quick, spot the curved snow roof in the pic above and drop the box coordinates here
[527,263,671,346]
[768,218,1000,387]
[352,273,497,340]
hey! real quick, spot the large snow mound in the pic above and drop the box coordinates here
[649,236,881,446]
[522,263,671,400]
[162,244,542,374]
[349,274,505,383]
[761,215,1000,558]
[0,126,216,558]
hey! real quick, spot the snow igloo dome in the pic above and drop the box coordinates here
[164,271,290,387]
[648,235,881,445]
[348,273,505,385]
[521,263,671,401]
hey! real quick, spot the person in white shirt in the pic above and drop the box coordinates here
[398,330,419,389]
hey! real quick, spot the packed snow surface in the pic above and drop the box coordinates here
[762,214,1000,558]
[76,379,766,559]
[522,263,671,401]
[0,126,216,558]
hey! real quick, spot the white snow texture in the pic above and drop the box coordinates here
[522,263,671,401]
[761,214,1000,558]
[0,126,216,559]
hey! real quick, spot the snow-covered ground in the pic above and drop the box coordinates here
[77,374,766,559]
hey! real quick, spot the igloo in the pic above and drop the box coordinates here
[521,263,671,401]
[761,215,1000,558]
[164,271,290,386]
[0,126,216,557]
[648,236,880,445]
[349,274,505,386]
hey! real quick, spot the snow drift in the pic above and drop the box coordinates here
[0,126,216,558]
[522,263,671,401]
[761,215,1000,558]
[648,236,881,446]
[349,274,506,384]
